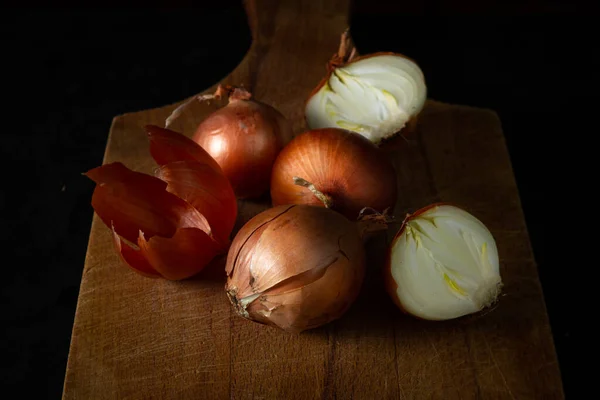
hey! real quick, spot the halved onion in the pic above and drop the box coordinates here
[305,30,427,144]
[385,204,502,320]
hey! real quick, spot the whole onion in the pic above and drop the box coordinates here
[194,86,293,198]
[166,85,294,199]
[270,127,397,220]
[225,204,388,333]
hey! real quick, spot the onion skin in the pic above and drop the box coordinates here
[85,126,237,280]
[155,161,237,246]
[193,94,293,199]
[270,128,397,220]
[146,124,223,173]
[225,205,366,333]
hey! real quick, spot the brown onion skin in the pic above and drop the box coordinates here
[270,128,398,220]
[225,204,366,333]
[193,99,293,199]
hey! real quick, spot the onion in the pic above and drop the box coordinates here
[270,127,397,220]
[166,84,294,198]
[385,203,502,320]
[305,30,427,144]
[85,125,237,280]
[225,205,389,333]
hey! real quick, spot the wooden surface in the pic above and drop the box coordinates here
[63,1,563,398]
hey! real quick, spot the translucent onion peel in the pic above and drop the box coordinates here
[305,30,427,144]
[225,205,389,333]
[385,204,502,320]
[155,161,237,246]
[146,124,223,173]
[85,125,237,280]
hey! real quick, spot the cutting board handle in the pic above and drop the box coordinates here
[234,0,351,92]
[242,0,267,46]
[242,0,351,46]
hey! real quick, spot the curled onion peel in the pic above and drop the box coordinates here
[225,205,390,333]
[385,204,502,320]
[85,125,237,280]
[305,30,427,144]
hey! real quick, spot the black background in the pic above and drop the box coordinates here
[1,0,580,398]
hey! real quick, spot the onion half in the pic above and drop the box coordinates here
[305,30,427,144]
[385,203,502,320]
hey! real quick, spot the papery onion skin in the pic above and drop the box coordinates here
[85,126,237,280]
[146,124,223,173]
[85,162,211,244]
[86,162,224,280]
[156,161,237,246]
[385,203,502,321]
[270,128,397,220]
[225,204,366,333]
[192,91,294,199]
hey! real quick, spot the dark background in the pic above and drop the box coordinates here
[1,0,580,398]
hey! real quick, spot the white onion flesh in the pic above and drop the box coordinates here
[388,205,502,320]
[305,55,427,144]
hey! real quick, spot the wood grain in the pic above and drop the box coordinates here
[63,0,563,398]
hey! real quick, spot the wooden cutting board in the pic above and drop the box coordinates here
[63,1,563,398]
